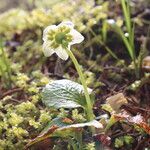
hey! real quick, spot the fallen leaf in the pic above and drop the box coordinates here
[106,93,128,112]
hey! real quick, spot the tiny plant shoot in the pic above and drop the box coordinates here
[107,0,140,78]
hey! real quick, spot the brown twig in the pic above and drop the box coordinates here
[0,88,22,99]
[134,136,149,150]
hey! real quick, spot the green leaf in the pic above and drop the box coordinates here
[55,120,102,133]
[25,118,103,149]
[41,117,72,134]
[105,116,117,131]
[42,79,92,109]
[43,119,103,138]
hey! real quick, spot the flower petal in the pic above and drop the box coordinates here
[43,25,57,41]
[107,19,115,25]
[58,21,74,29]
[43,42,55,57]
[69,29,84,45]
[55,46,69,60]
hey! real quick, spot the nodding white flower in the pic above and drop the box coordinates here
[43,21,84,60]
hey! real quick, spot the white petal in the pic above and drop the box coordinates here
[58,21,74,29]
[43,42,55,57]
[55,46,69,60]
[107,19,115,25]
[69,29,84,45]
[43,25,57,41]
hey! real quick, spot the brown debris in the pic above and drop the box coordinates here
[106,93,128,112]
[142,56,150,72]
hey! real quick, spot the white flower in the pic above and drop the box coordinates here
[107,19,115,25]
[42,21,84,60]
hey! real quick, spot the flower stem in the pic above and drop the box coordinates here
[65,48,94,121]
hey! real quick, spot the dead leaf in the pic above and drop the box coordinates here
[113,113,150,135]
[106,93,128,112]
[142,56,150,72]
[25,125,58,149]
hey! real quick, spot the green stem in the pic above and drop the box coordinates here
[0,66,8,87]
[75,132,83,150]
[69,139,78,150]
[121,0,139,78]
[133,57,139,79]
[0,39,12,88]
[65,48,94,121]
[89,28,119,60]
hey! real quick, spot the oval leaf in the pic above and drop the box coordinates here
[42,79,92,109]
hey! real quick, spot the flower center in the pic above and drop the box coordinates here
[55,33,66,44]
